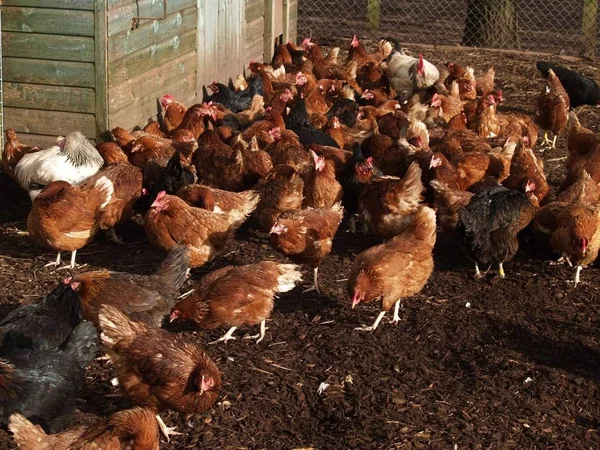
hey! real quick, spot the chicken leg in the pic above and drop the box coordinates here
[354,311,387,332]
[574,265,583,287]
[59,250,78,270]
[243,320,268,343]
[391,300,401,324]
[107,227,124,244]
[498,262,505,278]
[155,414,182,441]
[210,326,237,344]
[541,132,558,150]
[302,267,320,294]
[44,252,62,267]
[474,262,482,278]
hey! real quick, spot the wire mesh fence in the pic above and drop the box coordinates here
[297,0,600,57]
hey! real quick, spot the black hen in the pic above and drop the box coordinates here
[341,143,382,217]
[326,98,359,127]
[286,95,340,148]
[0,321,97,433]
[0,283,83,352]
[536,61,600,108]
[458,186,538,279]
[204,76,263,113]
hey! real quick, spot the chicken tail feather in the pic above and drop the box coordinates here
[99,305,145,347]
[8,414,48,449]
[157,245,189,291]
[276,264,303,292]
[409,206,437,244]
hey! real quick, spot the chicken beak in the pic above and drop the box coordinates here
[351,293,361,309]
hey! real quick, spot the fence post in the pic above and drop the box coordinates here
[582,0,598,57]
[367,0,381,32]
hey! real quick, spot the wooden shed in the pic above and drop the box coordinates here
[1,0,298,148]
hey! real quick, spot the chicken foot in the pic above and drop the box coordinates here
[541,132,557,150]
[498,262,505,278]
[354,311,387,332]
[242,320,268,343]
[44,252,62,267]
[302,267,321,294]
[155,414,182,442]
[106,227,124,244]
[550,255,573,267]
[57,250,79,270]
[210,326,237,344]
[391,300,401,324]
[573,265,583,287]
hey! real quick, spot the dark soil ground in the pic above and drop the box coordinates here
[2,47,600,449]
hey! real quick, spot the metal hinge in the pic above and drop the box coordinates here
[131,0,168,29]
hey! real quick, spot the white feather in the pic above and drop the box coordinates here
[14,143,103,199]
[276,264,303,292]
[94,176,114,208]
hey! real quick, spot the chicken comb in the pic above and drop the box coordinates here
[160,94,175,109]
[351,35,359,47]
[302,37,312,47]
[155,191,167,202]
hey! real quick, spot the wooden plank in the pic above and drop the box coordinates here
[218,0,227,78]
[196,0,205,97]
[107,0,195,36]
[2,32,95,62]
[245,0,265,24]
[200,0,219,85]
[108,30,196,87]
[246,17,264,42]
[3,58,95,88]
[7,133,96,149]
[2,7,94,36]
[108,52,196,113]
[108,6,196,62]
[2,0,94,10]
[264,0,274,61]
[95,0,109,141]
[109,83,196,131]
[3,83,95,113]
[4,107,97,138]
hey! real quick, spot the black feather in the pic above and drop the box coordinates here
[536,61,600,108]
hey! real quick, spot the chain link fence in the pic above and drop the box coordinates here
[298,0,600,57]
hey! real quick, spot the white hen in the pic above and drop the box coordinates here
[14,131,104,200]
[383,40,439,100]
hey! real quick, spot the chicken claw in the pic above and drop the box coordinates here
[242,320,268,343]
[210,326,237,344]
[155,414,182,442]
[354,311,387,332]
[474,263,483,279]
[107,228,124,244]
[302,267,321,294]
[44,252,62,267]
[540,132,557,150]
[550,256,572,267]
[498,262,505,278]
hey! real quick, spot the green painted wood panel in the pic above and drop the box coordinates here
[108,30,196,86]
[8,133,95,149]
[5,107,97,138]
[107,0,195,36]
[2,32,95,62]
[2,7,94,36]
[2,1,94,10]
[3,58,95,88]
[108,6,196,62]
[108,52,196,113]
[3,83,95,113]
[95,0,109,141]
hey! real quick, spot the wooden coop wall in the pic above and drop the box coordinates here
[106,0,198,132]
[1,0,297,148]
[2,1,99,147]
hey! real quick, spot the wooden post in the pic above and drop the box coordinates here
[264,0,274,62]
[94,0,108,141]
[367,0,380,33]
[582,0,598,57]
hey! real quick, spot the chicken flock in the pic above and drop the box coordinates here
[2,35,600,448]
